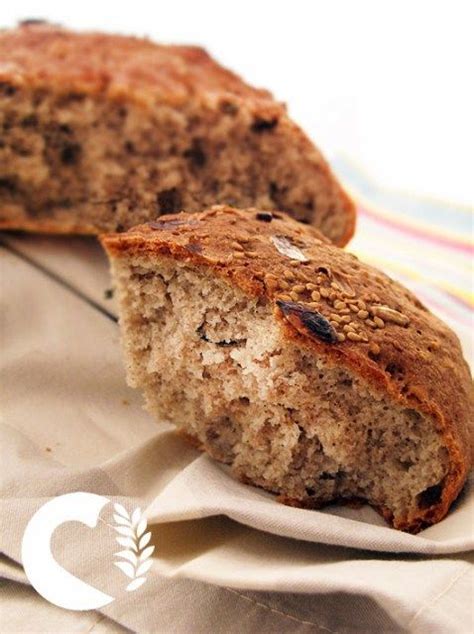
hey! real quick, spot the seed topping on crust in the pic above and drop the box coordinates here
[371,305,410,326]
[140,207,414,358]
[256,211,273,222]
[271,235,309,262]
[373,316,385,328]
[369,342,381,356]
[292,284,306,293]
[276,300,338,344]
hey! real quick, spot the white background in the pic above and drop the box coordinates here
[1,0,473,207]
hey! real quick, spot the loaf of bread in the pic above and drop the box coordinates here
[0,22,354,244]
[101,207,472,533]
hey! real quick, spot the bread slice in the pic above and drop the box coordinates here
[101,206,472,532]
[0,22,354,245]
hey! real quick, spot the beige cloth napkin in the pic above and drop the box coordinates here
[1,234,473,633]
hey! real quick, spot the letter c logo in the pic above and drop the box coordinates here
[22,492,115,611]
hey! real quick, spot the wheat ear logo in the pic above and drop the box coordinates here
[112,503,154,592]
[21,492,154,611]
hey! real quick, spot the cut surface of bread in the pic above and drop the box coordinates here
[102,206,472,532]
[0,22,355,244]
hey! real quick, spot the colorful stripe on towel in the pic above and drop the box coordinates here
[334,159,473,347]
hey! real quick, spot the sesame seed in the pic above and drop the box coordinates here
[341,289,356,299]
[330,313,342,322]
[306,283,319,291]
[297,272,311,283]
[347,331,363,342]
[283,270,295,281]
[290,260,300,267]
[339,290,349,298]
[306,302,320,309]
[374,316,385,328]
[340,315,351,324]
[349,304,359,312]
[330,320,339,329]
[338,308,351,315]
[334,300,346,310]
[343,324,356,333]
[337,333,346,342]
[277,294,292,302]
[316,276,324,285]
[311,290,321,301]
[369,343,381,355]
[231,241,244,251]
[293,284,306,293]
[357,310,369,319]
[203,254,220,263]
[357,300,367,310]
[279,280,290,290]
[329,291,338,301]
[233,252,246,259]
[372,305,410,326]
[290,291,300,301]
[330,282,342,292]
[245,251,259,258]
[320,287,330,298]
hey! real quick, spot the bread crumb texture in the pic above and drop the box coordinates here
[0,22,354,244]
[102,206,473,532]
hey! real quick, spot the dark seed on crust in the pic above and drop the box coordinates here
[251,117,279,133]
[186,241,203,254]
[316,266,332,277]
[276,300,338,344]
[298,312,339,344]
[256,211,273,222]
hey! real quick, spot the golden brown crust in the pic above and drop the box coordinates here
[0,216,98,235]
[0,22,272,106]
[0,22,355,245]
[102,206,473,530]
